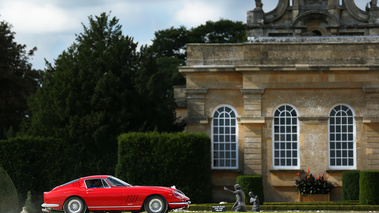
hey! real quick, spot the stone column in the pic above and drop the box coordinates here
[241,89,265,117]
[292,0,299,21]
[185,88,208,124]
[363,87,379,117]
[362,87,379,170]
[241,89,265,175]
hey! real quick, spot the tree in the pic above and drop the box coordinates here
[148,19,246,91]
[150,26,188,60]
[22,12,182,175]
[149,19,246,60]
[0,19,40,139]
[189,19,247,43]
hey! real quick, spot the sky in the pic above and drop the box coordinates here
[0,0,370,70]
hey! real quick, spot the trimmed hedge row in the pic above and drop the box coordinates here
[360,171,379,205]
[116,132,212,203]
[236,175,264,205]
[0,137,78,210]
[342,170,360,201]
[188,201,379,211]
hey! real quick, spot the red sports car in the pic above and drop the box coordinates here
[41,175,190,213]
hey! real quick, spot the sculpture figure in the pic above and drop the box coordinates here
[249,191,260,212]
[224,184,247,212]
[255,0,263,9]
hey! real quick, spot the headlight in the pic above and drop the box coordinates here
[172,190,186,199]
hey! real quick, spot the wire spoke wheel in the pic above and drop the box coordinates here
[144,196,167,213]
[64,197,87,213]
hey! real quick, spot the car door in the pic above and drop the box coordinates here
[85,179,123,210]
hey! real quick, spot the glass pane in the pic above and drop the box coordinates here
[349,159,354,166]
[275,159,279,166]
[293,159,297,166]
[230,111,235,117]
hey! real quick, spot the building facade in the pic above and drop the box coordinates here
[175,0,379,202]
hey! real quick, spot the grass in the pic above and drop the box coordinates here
[187,201,379,212]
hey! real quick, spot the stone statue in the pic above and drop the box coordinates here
[224,184,247,212]
[255,0,263,9]
[249,191,260,212]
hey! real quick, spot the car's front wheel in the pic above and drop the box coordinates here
[63,197,87,213]
[144,195,168,213]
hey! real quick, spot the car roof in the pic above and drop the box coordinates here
[81,175,112,180]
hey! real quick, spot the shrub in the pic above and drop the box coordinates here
[116,132,212,203]
[0,137,76,210]
[359,171,379,205]
[342,170,360,200]
[296,169,333,194]
[236,175,264,205]
[0,166,19,213]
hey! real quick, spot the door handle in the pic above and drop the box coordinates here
[86,189,93,192]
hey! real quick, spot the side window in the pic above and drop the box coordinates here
[329,105,355,169]
[102,179,110,188]
[212,105,238,169]
[273,105,299,169]
[86,179,104,188]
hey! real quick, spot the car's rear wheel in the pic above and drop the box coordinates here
[63,197,87,213]
[144,195,168,213]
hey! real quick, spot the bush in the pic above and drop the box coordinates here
[0,137,76,210]
[342,170,360,200]
[359,171,379,205]
[236,175,264,205]
[296,169,333,194]
[0,166,19,213]
[116,132,212,203]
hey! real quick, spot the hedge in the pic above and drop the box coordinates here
[0,137,78,210]
[116,132,212,203]
[188,201,379,211]
[0,166,19,213]
[360,171,379,205]
[342,170,360,201]
[236,175,264,205]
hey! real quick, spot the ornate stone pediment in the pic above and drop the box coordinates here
[304,0,327,5]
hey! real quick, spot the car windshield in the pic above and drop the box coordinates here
[106,176,131,187]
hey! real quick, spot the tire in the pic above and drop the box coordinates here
[63,197,87,213]
[144,195,168,213]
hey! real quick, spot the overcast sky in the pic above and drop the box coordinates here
[0,0,369,70]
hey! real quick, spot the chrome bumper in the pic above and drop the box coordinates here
[169,201,191,208]
[41,203,60,212]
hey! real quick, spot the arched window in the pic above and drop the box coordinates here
[329,105,355,169]
[212,105,238,169]
[273,105,299,169]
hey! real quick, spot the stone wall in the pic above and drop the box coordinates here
[178,37,379,202]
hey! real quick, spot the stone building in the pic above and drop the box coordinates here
[175,0,379,202]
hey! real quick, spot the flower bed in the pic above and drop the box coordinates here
[296,168,334,195]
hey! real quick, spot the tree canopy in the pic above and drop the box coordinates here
[22,13,182,174]
[148,19,246,87]
[0,19,40,139]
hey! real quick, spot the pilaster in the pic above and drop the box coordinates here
[185,88,208,124]
[241,89,265,175]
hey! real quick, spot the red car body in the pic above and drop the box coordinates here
[42,175,190,213]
